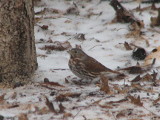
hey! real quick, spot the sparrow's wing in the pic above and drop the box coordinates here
[84,56,120,74]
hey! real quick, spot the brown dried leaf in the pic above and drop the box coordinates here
[35,8,64,15]
[141,73,152,82]
[131,83,142,90]
[8,104,19,108]
[59,103,65,113]
[37,107,49,115]
[131,83,156,93]
[124,42,132,50]
[120,66,143,74]
[51,9,63,14]
[63,93,81,98]
[66,3,79,15]
[35,17,43,23]
[132,4,153,12]
[46,38,53,43]
[110,0,143,29]
[140,71,157,83]
[113,85,129,94]
[131,75,141,82]
[75,33,86,41]
[0,93,5,103]
[128,95,143,106]
[100,74,110,94]
[42,81,64,87]
[63,112,73,118]
[45,96,57,113]
[126,25,142,38]
[61,32,72,36]
[145,46,160,65]
[99,104,113,109]
[116,111,126,118]
[116,109,133,118]
[132,1,158,13]
[151,70,157,83]
[65,77,70,83]
[55,93,80,102]
[40,41,71,51]
[86,12,102,18]
[150,9,160,27]
[56,94,69,102]
[107,98,128,104]
[126,19,144,39]
[18,113,28,120]
[40,25,48,30]
[153,97,160,104]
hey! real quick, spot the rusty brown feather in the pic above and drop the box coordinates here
[68,48,122,80]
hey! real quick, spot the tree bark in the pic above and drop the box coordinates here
[0,0,38,87]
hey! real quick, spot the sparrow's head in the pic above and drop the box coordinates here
[68,48,86,58]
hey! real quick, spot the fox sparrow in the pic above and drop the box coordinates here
[68,48,123,80]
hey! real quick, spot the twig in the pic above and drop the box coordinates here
[88,45,102,51]
[40,84,57,90]
[72,109,82,120]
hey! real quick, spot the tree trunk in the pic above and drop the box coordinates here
[0,0,38,87]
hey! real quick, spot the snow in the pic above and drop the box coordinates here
[1,0,160,120]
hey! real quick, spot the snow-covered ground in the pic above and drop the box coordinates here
[1,0,160,120]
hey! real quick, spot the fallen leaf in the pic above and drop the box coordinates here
[120,66,143,74]
[128,95,143,106]
[141,73,153,82]
[42,81,64,87]
[100,73,110,94]
[8,104,19,108]
[124,42,132,50]
[113,85,129,94]
[62,93,81,98]
[40,41,71,51]
[150,9,160,27]
[0,93,5,103]
[66,2,79,15]
[153,97,160,104]
[144,46,160,65]
[131,75,141,82]
[18,113,28,120]
[59,103,65,113]
[56,94,69,102]
[63,112,73,118]
[99,104,113,109]
[116,109,133,118]
[37,107,49,115]
[74,33,86,41]
[151,70,157,83]
[55,93,80,101]
[107,98,128,104]
[40,25,48,30]
[45,96,57,113]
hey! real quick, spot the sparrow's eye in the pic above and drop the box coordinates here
[74,50,78,54]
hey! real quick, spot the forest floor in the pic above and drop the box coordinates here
[1,0,160,120]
